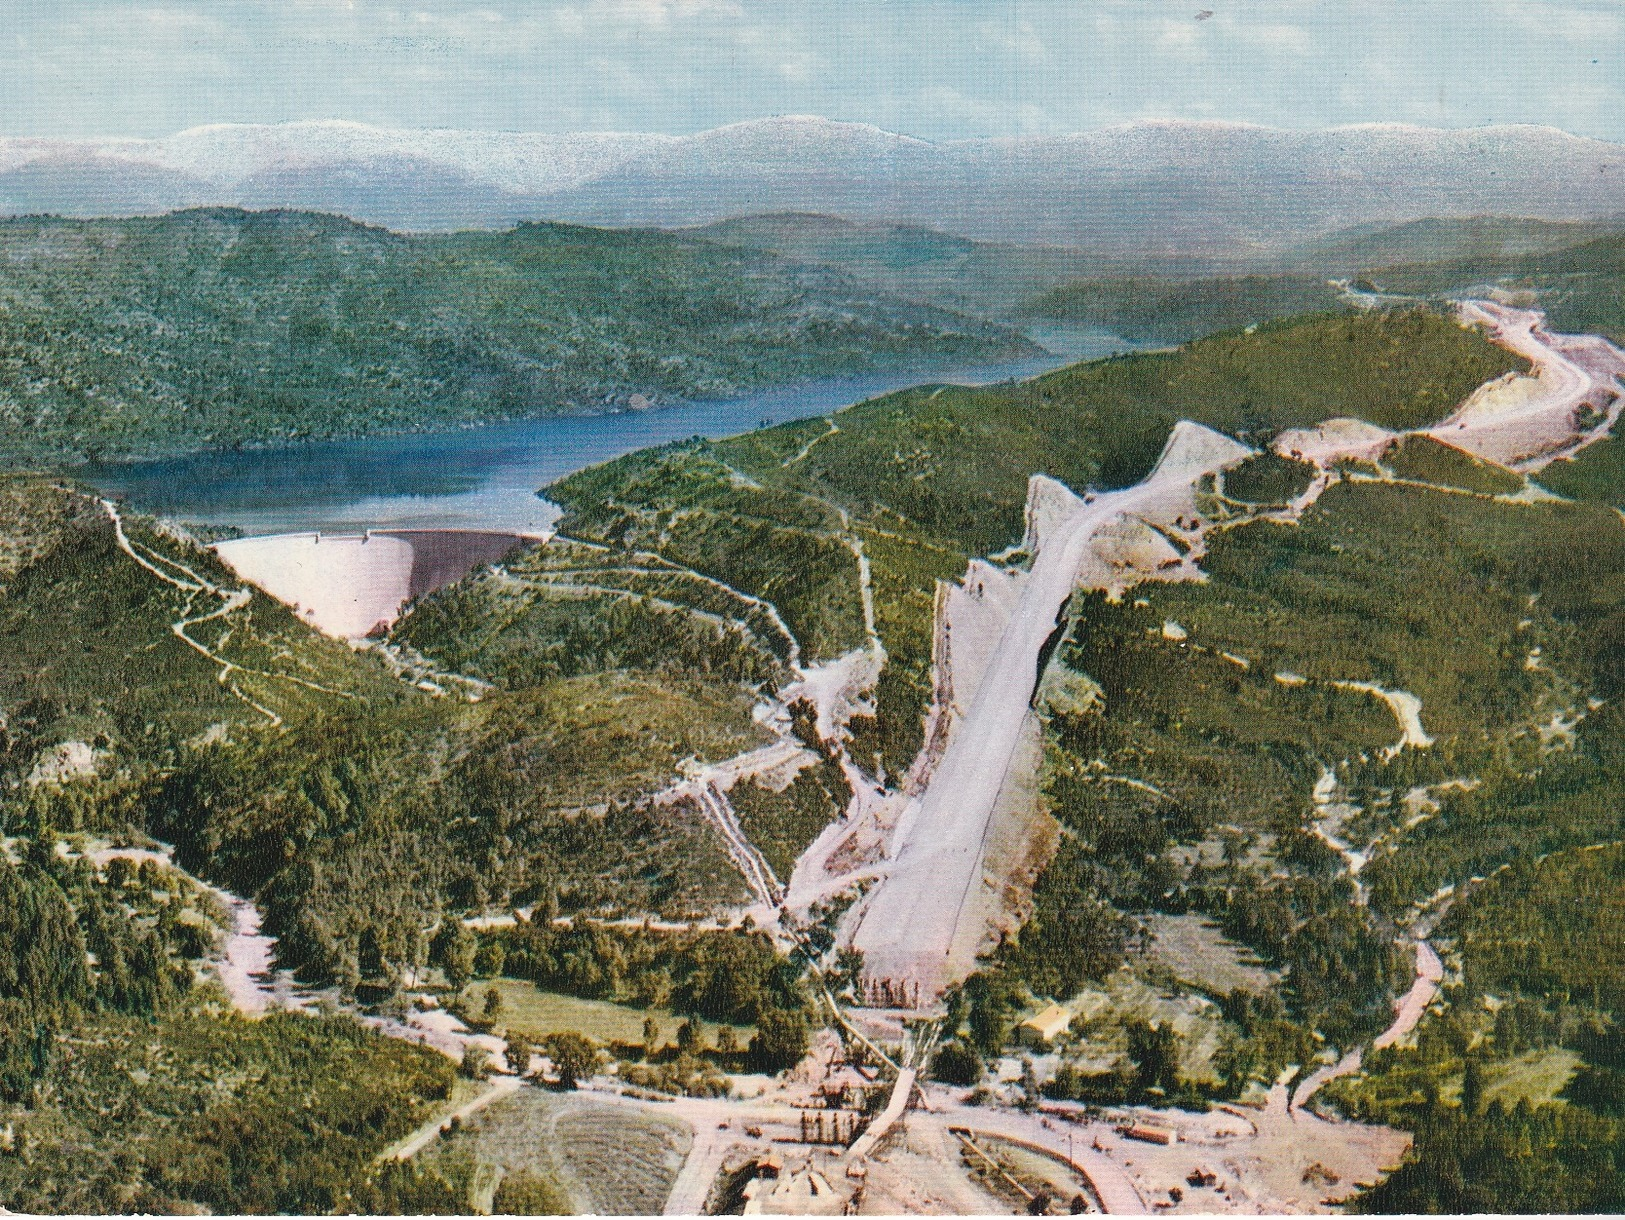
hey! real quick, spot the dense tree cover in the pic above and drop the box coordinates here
[730,751,853,879]
[1447,845,1625,1029]
[1049,589,1393,843]
[0,845,228,1101]
[0,209,1029,465]
[1328,848,1625,1211]
[748,1006,812,1072]
[979,464,1625,1078]
[1381,434,1525,495]
[1038,691,1405,1049]
[152,673,760,983]
[395,552,787,691]
[1019,277,1350,344]
[542,1032,598,1089]
[992,836,1142,999]
[1540,433,1625,510]
[0,480,772,991]
[1358,1099,1625,1214]
[0,830,456,1215]
[1219,451,1318,504]
[931,1039,984,1085]
[1141,480,1625,741]
[1362,703,1625,917]
[546,445,870,662]
[482,918,805,1026]
[1,1011,455,1215]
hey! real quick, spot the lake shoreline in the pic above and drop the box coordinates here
[74,348,1061,472]
[80,342,1135,538]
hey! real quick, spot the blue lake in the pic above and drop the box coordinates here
[83,343,1128,536]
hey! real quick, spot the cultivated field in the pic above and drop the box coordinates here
[419,1087,692,1215]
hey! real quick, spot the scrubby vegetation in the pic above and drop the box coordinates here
[709,307,1517,554]
[0,208,1031,465]
[6,1010,456,1215]
[1380,434,1524,495]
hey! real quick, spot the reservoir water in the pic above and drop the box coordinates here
[84,344,1124,536]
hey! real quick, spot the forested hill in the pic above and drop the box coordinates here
[0,208,1033,466]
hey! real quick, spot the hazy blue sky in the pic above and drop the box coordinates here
[5,0,1621,141]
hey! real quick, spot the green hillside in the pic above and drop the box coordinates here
[1018,275,1348,344]
[1328,840,1625,1213]
[689,212,1144,316]
[0,208,1032,465]
[1374,231,1625,341]
[0,280,1613,1210]
[0,477,769,982]
[1019,217,1625,346]
[1284,216,1623,274]
[546,308,1521,781]
[0,831,458,1214]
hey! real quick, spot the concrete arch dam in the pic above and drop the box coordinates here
[213,528,539,640]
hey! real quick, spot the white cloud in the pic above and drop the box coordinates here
[1154,18,1207,59]
[1239,22,1313,55]
[979,18,1049,66]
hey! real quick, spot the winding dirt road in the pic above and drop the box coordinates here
[1290,939,1445,1113]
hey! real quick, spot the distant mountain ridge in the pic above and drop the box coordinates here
[4,117,1623,258]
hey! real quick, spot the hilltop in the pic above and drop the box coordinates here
[687,212,1134,318]
[1019,216,1625,344]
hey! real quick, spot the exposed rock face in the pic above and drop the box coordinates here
[213,529,535,639]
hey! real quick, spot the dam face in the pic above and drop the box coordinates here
[213,529,536,639]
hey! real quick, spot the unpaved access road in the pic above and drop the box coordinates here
[921,1100,1148,1214]
[384,1074,523,1161]
[1429,301,1625,471]
[1290,939,1444,1112]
